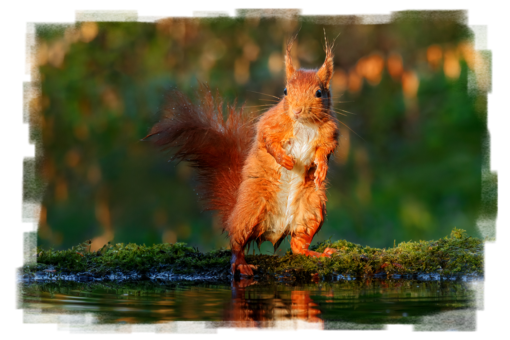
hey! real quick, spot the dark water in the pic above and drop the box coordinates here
[20,279,481,331]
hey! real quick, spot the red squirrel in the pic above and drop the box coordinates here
[145,37,339,277]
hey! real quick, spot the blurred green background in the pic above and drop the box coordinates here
[25,11,495,254]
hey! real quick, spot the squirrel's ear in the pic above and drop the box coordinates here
[317,40,334,87]
[285,38,296,80]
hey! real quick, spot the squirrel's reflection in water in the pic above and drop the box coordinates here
[226,278,324,327]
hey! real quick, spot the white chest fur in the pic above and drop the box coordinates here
[286,122,319,165]
[264,122,319,244]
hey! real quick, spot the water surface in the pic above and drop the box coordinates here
[20,278,480,331]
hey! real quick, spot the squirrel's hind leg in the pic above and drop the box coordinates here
[289,186,337,258]
[228,184,271,277]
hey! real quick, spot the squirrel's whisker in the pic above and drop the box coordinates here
[248,90,282,100]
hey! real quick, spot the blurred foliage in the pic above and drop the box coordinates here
[26,11,494,253]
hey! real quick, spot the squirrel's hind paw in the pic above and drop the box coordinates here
[231,257,258,277]
[232,264,257,277]
[322,247,338,256]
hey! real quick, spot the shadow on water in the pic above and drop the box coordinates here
[20,278,480,331]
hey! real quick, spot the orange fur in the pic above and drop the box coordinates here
[143,85,255,228]
[145,38,340,277]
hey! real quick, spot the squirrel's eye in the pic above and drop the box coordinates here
[315,89,322,98]
[284,88,287,96]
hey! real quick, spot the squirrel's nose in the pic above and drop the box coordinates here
[293,108,302,117]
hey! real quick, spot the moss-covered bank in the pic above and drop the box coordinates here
[22,228,483,283]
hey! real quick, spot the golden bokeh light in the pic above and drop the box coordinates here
[268,51,283,75]
[73,125,89,141]
[80,22,99,43]
[47,41,66,68]
[39,205,47,226]
[90,230,113,252]
[334,124,350,165]
[401,71,419,98]
[234,57,250,84]
[87,164,102,184]
[331,69,347,94]
[443,50,461,80]
[95,200,111,229]
[243,42,260,61]
[65,149,80,168]
[456,42,490,91]
[387,52,403,80]
[155,18,175,36]
[64,26,81,45]
[458,42,475,70]
[28,92,47,150]
[348,68,362,93]
[101,87,123,113]
[356,53,385,86]
[426,44,442,69]
[37,205,61,245]
[55,178,68,202]
[162,230,177,244]
[90,199,114,251]
[42,157,55,181]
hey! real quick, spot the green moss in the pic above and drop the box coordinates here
[24,228,483,283]
[306,227,483,278]
[26,241,231,278]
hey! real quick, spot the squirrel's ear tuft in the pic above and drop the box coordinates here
[317,34,335,87]
[285,36,296,80]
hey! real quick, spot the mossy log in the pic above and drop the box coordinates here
[23,229,483,283]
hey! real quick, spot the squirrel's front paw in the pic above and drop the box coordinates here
[314,161,327,188]
[277,153,295,170]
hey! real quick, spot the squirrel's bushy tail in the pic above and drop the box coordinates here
[144,83,256,228]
